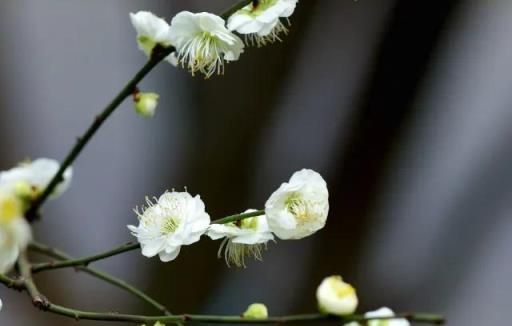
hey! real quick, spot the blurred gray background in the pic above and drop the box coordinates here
[1,0,511,325]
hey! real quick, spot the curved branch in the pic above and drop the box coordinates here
[29,241,170,316]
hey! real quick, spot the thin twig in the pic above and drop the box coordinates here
[13,251,445,325]
[32,209,266,272]
[211,209,265,224]
[31,242,139,272]
[25,0,254,222]
[29,241,171,316]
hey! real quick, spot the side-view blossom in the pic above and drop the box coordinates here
[227,0,298,47]
[169,11,244,78]
[0,158,72,202]
[265,169,328,240]
[134,91,159,117]
[316,275,358,316]
[207,209,274,267]
[130,11,176,65]
[0,190,32,273]
[128,190,210,262]
[243,303,269,319]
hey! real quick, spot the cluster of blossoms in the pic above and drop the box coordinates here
[315,275,410,326]
[128,168,329,268]
[0,158,72,307]
[129,1,298,116]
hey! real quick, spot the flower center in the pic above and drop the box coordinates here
[177,32,223,78]
[161,216,180,234]
[285,193,310,223]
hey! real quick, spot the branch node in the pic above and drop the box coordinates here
[32,294,50,311]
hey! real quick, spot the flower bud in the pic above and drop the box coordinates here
[316,275,358,316]
[134,92,159,118]
[243,303,268,319]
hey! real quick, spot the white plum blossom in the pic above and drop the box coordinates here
[316,275,358,316]
[0,190,31,273]
[134,92,159,117]
[128,191,210,262]
[169,11,244,78]
[130,11,177,65]
[227,0,298,47]
[265,169,328,240]
[207,209,274,267]
[0,158,72,201]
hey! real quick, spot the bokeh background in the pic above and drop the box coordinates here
[1,0,511,325]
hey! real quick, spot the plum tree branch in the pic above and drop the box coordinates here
[28,241,172,316]
[24,0,254,222]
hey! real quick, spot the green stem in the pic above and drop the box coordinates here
[25,49,172,222]
[220,0,252,19]
[29,241,170,316]
[31,242,140,272]
[211,209,265,224]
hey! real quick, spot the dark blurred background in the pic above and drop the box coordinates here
[1,0,511,325]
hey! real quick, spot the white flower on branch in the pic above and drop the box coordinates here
[227,0,298,47]
[344,307,410,326]
[169,11,244,78]
[265,169,328,240]
[130,11,177,65]
[207,209,274,267]
[134,91,159,117]
[0,158,73,201]
[0,190,31,273]
[128,191,210,262]
[316,275,358,316]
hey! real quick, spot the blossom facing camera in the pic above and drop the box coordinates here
[134,92,159,117]
[169,11,244,78]
[207,209,274,267]
[128,191,210,262]
[130,11,176,65]
[316,275,358,316]
[265,169,328,240]
[227,0,298,47]
[0,158,73,201]
[0,190,31,273]
[243,303,269,319]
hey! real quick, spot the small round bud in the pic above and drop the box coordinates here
[316,275,358,316]
[134,92,159,118]
[243,303,268,319]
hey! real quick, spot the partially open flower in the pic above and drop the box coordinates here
[130,11,176,65]
[265,169,328,240]
[134,92,159,118]
[227,0,298,47]
[207,209,274,267]
[128,191,210,262]
[316,275,358,316]
[0,190,31,273]
[243,303,269,319]
[169,11,244,78]
[0,158,73,201]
